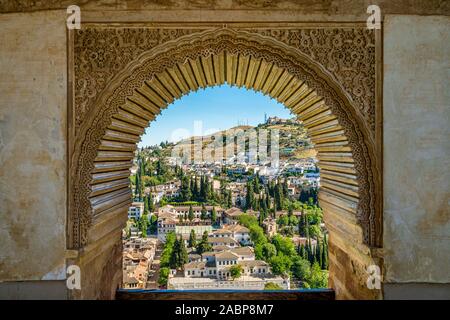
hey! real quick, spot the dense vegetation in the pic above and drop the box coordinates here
[239,211,328,289]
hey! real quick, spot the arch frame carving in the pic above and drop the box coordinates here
[69,26,382,251]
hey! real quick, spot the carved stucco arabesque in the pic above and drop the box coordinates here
[71,26,379,249]
[75,27,375,133]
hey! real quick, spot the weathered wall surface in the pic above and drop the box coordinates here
[0,11,67,282]
[383,15,450,296]
[0,0,448,20]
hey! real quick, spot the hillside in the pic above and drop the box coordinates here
[142,118,316,161]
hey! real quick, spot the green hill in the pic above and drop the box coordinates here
[142,118,316,161]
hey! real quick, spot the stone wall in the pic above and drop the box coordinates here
[383,15,450,299]
[0,11,68,288]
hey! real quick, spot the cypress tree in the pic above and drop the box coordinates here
[179,236,188,269]
[305,213,310,239]
[180,175,192,201]
[144,196,149,215]
[220,179,226,201]
[227,190,232,208]
[253,173,260,192]
[299,244,307,260]
[265,189,271,211]
[211,206,217,223]
[148,192,155,212]
[197,231,212,255]
[252,197,258,211]
[260,195,267,213]
[322,235,329,269]
[207,177,213,201]
[298,214,304,237]
[169,237,180,269]
[282,178,289,198]
[200,175,206,201]
[200,204,207,220]
[316,239,322,268]
[188,229,196,248]
[140,214,148,238]
[246,181,254,210]
[305,241,311,263]
[188,205,194,221]
[193,176,199,200]
[274,183,283,211]
[288,203,293,217]
[190,178,196,200]
[134,173,139,200]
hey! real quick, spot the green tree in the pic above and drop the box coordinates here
[246,181,254,210]
[264,282,283,290]
[158,267,170,287]
[261,243,277,260]
[144,197,149,215]
[298,244,308,260]
[307,262,328,288]
[188,229,197,248]
[288,203,293,216]
[211,206,217,223]
[291,256,311,280]
[200,175,207,201]
[200,204,207,220]
[188,205,194,221]
[160,232,176,267]
[269,254,292,275]
[271,234,296,256]
[147,192,155,212]
[178,236,188,269]
[277,215,289,227]
[283,179,289,198]
[249,224,268,246]
[169,237,181,268]
[192,176,199,200]
[309,224,321,239]
[229,264,243,280]
[315,239,323,267]
[274,183,283,211]
[196,231,212,255]
[239,214,259,227]
[227,190,233,208]
[148,214,158,234]
[321,235,329,270]
[139,214,148,237]
[289,215,298,227]
[134,171,142,201]
[180,175,192,201]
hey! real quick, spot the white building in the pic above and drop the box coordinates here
[158,204,224,220]
[176,224,213,240]
[184,246,270,280]
[169,246,290,290]
[128,202,144,220]
[208,236,239,248]
[157,211,177,242]
[223,207,244,225]
[211,224,251,245]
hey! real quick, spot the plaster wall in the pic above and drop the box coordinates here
[0,11,68,282]
[383,15,450,292]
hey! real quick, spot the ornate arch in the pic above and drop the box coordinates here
[69,27,380,250]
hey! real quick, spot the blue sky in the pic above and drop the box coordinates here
[138,84,293,147]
